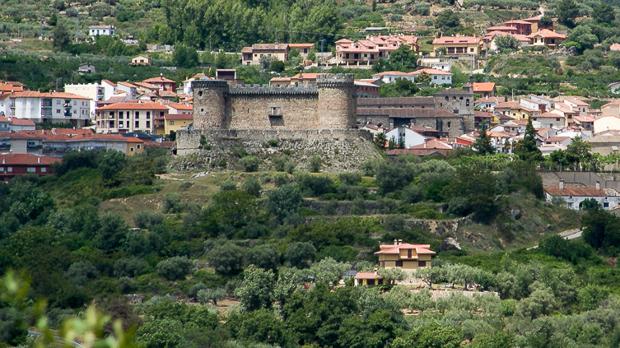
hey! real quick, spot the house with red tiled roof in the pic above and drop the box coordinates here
[544,180,620,210]
[335,35,418,66]
[96,101,168,134]
[372,68,452,85]
[610,43,620,52]
[0,129,145,157]
[0,91,91,126]
[503,20,533,35]
[241,43,289,65]
[142,76,177,92]
[375,240,436,270]
[0,153,60,181]
[472,82,496,97]
[529,29,566,48]
[432,36,484,56]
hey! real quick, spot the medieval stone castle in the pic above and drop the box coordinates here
[176,74,380,171]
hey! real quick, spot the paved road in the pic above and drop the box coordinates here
[527,228,583,250]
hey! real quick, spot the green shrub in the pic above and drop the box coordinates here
[309,155,322,173]
[156,256,193,281]
[240,156,260,172]
[242,177,262,197]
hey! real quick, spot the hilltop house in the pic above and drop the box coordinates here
[472,82,496,97]
[335,35,418,66]
[432,36,484,56]
[528,29,566,48]
[88,25,115,38]
[375,240,436,270]
[241,43,290,65]
[131,56,151,66]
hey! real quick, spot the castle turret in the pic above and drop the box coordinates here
[192,80,229,130]
[317,74,356,129]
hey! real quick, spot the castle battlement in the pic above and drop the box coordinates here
[192,74,356,131]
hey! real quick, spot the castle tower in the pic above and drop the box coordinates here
[192,80,229,130]
[317,74,356,129]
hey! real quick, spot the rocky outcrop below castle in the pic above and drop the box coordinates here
[173,129,382,172]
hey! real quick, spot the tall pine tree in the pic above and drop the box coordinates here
[473,125,495,155]
[515,117,543,163]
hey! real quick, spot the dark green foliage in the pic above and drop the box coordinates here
[266,184,303,222]
[514,118,543,163]
[556,0,579,28]
[284,242,316,268]
[206,242,245,275]
[379,78,419,97]
[246,244,280,270]
[473,126,495,155]
[447,163,498,223]
[228,309,293,347]
[375,160,413,194]
[173,44,199,68]
[391,321,462,348]
[309,155,322,173]
[242,176,262,197]
[539,236,596,263]
[240,155,260,172]
[435,10,461,35]
[156,256,193,281]
[582,208,620,253]
[297,174,337,196]
[52,21,71,51]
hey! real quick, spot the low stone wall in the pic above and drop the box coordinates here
[174,129,382,172]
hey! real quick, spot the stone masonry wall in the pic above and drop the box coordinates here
[229,94,320,130]
[174,129,382,172]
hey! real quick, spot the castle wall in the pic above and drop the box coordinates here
[174,129,381,172]
[229,94,320,130]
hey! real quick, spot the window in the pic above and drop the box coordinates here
[119,111,123,119]
[395,260,403,267]
[56,109,61,113]
[41,167,47,173]
[466,99,470,106]
[135,121,139,128]
[27,167,36,173]
[0,167,4,172]
[7,167,12,173]
[146,111,151,119]
[418,261,427,267]
[146,121,151,128]
[604,202,609,208]
[407,249,412,258]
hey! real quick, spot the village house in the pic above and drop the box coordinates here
[0,153,60,181]
[375,240,436,270]
[594,116,620,134]
[164,114,193,136]
[432,36,484,56]
[335,35,418,66]
[0,116,35,132]
[544,180,620,210]
[484,31,531,52]
[1,128,144,157]
[287,43,314,59]
[142,76,177,92]
[472,82,496,97]
[610,43,620,52]
[385,126,426,148]
[533,111,566,129]
[600,100,620,117]
[502,20,533,35]
[372,68,452,85]
[131,56,152,66]
[528,29,566,48]
[0,91,91,126]
[241,43,289,65]
[88,25,115,38]
[418,57,452,72]
[96,101,169,134]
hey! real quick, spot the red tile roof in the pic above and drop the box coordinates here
[165,114,192,121]
[544,185,608,197]
[0,153,60,166]
[355,272,382,280]
[143,76,176,84]
[98,102,168,111]
[472,82,496,93]
[528,29,566,39]
[433,36,481,45]
[10,118,35,126]
[11,91,90,100]
[375,243,436,255]
[166,102,192,111]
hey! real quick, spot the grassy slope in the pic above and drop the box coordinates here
[97,171,581,253]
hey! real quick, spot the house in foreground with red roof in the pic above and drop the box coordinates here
[96,101,169,135]
[0,153,60,181]
[528,29,566,48]
[355,240,436,286]
[432,36,484,56]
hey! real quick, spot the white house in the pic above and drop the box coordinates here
[385,127,426,148]
[0,91,91,126]
[594,116,620,134]
[88,25,116,37]
[372,68,452,85]
[64,83,105,118]
[544,180,620,210]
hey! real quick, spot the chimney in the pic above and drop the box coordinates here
[596,181,600,190]
[37,157,40,164]
[559,180,564,190]
[393,239,398,245]
[398,239,403,245]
